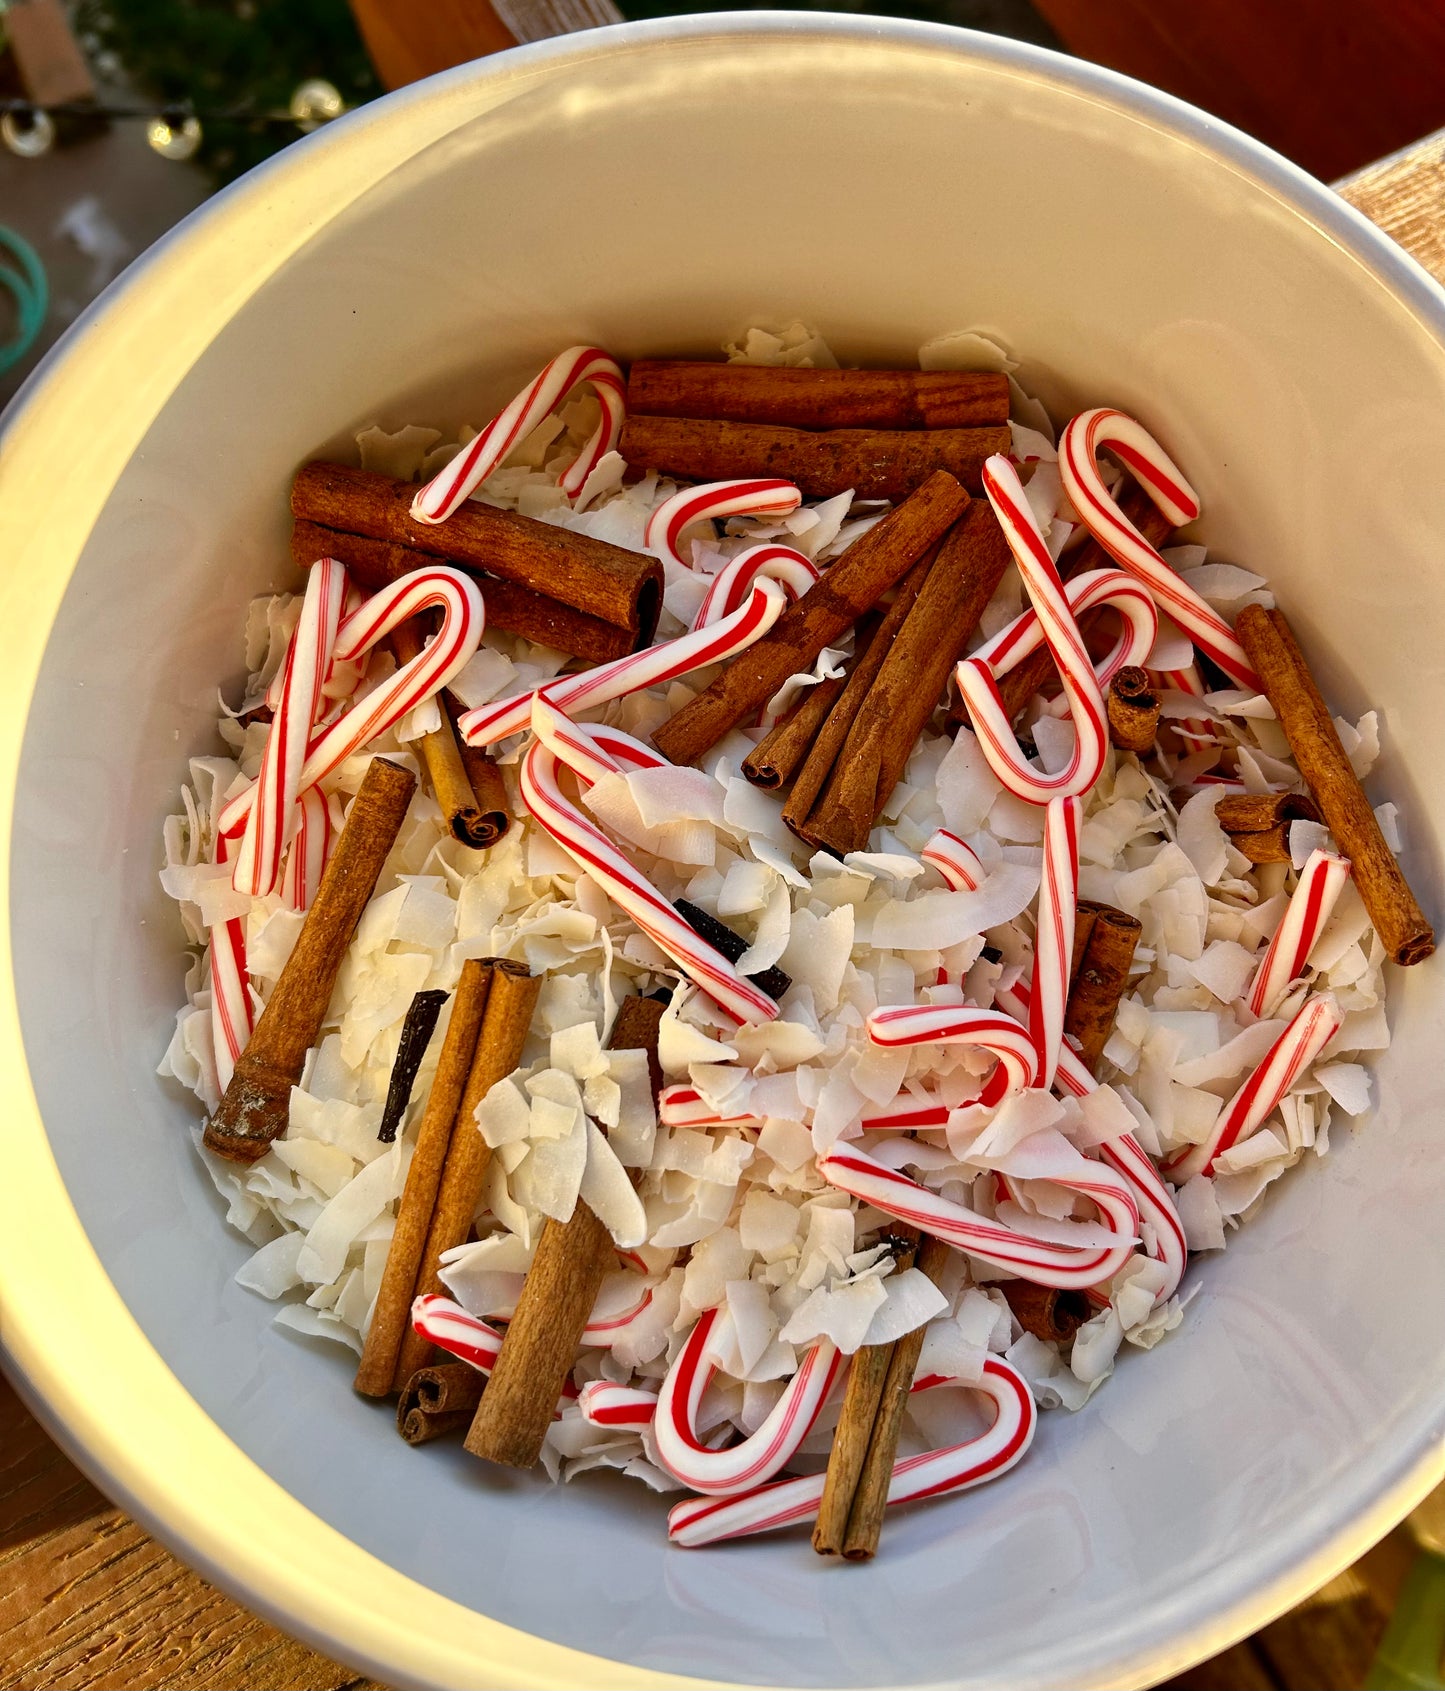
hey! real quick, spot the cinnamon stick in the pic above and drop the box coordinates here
[391,960,542,1388]
[1070,904,1098,986]
[204,757,416,1164]
[653,471,970,766]
[293,520,641,663]
[741,674,848,790]
[353,959,494,1398]
[619,415,1008,502]
[1213,789,1322,863]
[396,1362,485,1445]
[841,1234,953,1560]
[802,504,1013,855]
[450,705,510,851]
[376,988,448,1144]
[1063,901,1142,1073]
[812,1228,919,1557]
[463,994,666,1469]
[1235,604,1434,965]
[1000,1281,1091,1344]
[626,362,1011,431]
[1106,665,1161,754]
[291,463,664,642]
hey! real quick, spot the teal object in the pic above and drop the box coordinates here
[1365,1553,1445,1691]
[0,226,48,377]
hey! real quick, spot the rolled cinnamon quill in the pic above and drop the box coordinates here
[653,471,970,766]
[741,673,847,790]
[1063,901,1142,1074]
[292,463,663,644]
[1213,788,1321,865]
[396,1362,485,1446]
[1001,1281,1091,1345]
[619,415,1008,502]
[626,362,1011,431]
[1106,666,1160,754]
[451,709,510,852]
[204,757,417,1165]
[1235,604,1434,966]
[463,994,666,1469]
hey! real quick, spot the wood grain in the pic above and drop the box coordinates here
[1338,128,1445,285]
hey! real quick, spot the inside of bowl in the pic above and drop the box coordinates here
[12,23,1445,1690]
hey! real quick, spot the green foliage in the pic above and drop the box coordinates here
[72,0,379,183]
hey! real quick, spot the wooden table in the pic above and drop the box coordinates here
[3,131,1444,1691]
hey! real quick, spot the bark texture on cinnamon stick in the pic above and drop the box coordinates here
[619,415,1007,501]
[293,520,641,663]
[451,712,510,852]
[1064,902,1142,1073]
[1213,789,1322,864]
[1235,604,1434,966]
[1106,666,1161,754]
[354,959,494,1398]
[801,503,1013,855]
[625,362,1010,431]
[391,960,543,1388]
[397,1362,485,1445]
[204,757,416,1165]
[1001,1281,1090,1344]
[463,994,666,1469]
[292,463,663,642]
[741,674,847,790]
[653,471,970,766]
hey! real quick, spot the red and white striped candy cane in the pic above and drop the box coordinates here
[667,1354,1036,1547]
[659,1084,759,1129]
[1030,796,1081,1091]
[459,544,816,747]
[818,1142,1139,1290]
[1246,849,1353,1018]
[659,1082,965,1138]
[1058,408,1260,690]
[967,568,1159,705]
[208,828,254,1092]
[652,1305,845,1495]
[520,701,780,1024]
[921,829,985,891]
[576,1382,660,1428]
[411,346,625,523]
[1164,991,1344,1183]
[279,787,339,912]
[954,459,1115,803]
[409,1294,587,1404]
[644,478,802,569]
[217,566,484,843]
[866,1003,1039,1106]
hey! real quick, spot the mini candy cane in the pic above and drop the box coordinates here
[208,828,253,1093]
[818,1142,1139,1290]
[652,1306,845,1495]
[955,458,1113,804]
[410,1295,587,1400]
[230,556,347,897]
[577,1382,660,1428]
[459,544,816,747]
[1058,408,1260,690]
[1246,849,1353,1018]
[866,1004,1039,1106]
[1030,796,1081,1092]
[279,786,339,912]
[217,567,484,843]
[644,479,802,570]
[521,701,779,1024]
[667,1354,1036,1547]
[921,829,985,891]
[1165,992,1344,1182]
[411,346,625,522]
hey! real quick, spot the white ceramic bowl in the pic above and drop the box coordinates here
[3,16,1444,1690]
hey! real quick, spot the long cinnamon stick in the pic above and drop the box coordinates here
[353,959,494,1397]
[463,994,666,1469]
[619,415,1007,502]
[1106,665,1161,754]
[1064,902,1142,1072]
[741,674,848,790]
[626,362,1010,431]
[653,471,970,766]
[204,757,416,1164]
[841,1234,953,1560]
[802,503,1012,855]
[391,960,542,1388]
[1001,1281,1090,1344]
[1235,604,1434,966]
[292,463,663,641]
[396,1362,485,1445]
[292,520,640,662]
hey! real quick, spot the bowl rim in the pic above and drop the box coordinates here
[3,13,1445,1689]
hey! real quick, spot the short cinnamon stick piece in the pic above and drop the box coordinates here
[396,1362,485,1445]
[841,1234,953,1560]
[450,707,510,851]
[354,959,494,1397]
[1213,791,1322,864]
[741,674,848,789]
[812,1228,919,1557]
[391,961,542,1389]
[654,472,970,766]
[626,362,1011,431]
[377,989,448,1144]
[1064,902,1142,1073]
[803,503,1013,855]
[204,757,417,1164]
[1106,666,1160,753]
[619,415,1008,502]
[292,463,664,641]
[673,899,792,1002]
[463,994,667,1469]
[1236,604,1434,966]
[1001,1281,1091,1344]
